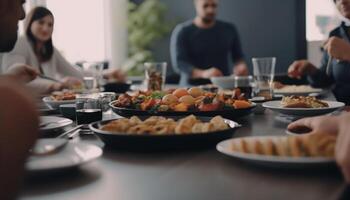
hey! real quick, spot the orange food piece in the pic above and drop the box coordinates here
[198,103,220,111]
[233,100,251,109]
[174,103,189,112]
[173,88,189,98]
[140,99,157,111]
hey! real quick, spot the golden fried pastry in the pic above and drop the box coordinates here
[101,115,230,135]
[192,123,205,133]
[281,96,329,108]
[273,137,289,156]
[231,134,336,158]
[261,138,275,155]
[129,116,142,126]
[210,116,229,131]
[144,116,166,125]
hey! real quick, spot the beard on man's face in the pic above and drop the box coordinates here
[201,14,216,24]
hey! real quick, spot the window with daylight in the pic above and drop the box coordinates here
[306,0,340,41]
[46,0,106,64]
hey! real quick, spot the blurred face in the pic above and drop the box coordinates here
[30,15,54,43]
[335,0,350,19]
[194,0,218,24]
[0,0,26,52]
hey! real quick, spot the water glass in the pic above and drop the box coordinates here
[83,62,104,90]
[252,57,276,100]
[83,77,96,91]
[75,93,102,125]
[98,92,116,112]
[144,62,167,91]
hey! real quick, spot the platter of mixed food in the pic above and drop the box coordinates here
[89,115,240,150]
[217,133,336,168]
[110,88,255,119]
[42,90,77,109]
[262,96,344,116]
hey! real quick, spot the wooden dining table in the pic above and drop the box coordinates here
[20,92,349,200]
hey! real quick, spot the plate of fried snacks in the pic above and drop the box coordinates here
[42,90,76,109]
[262,96,344,116]
[89,115,240,150]
[217,134,336,168]
[110,88,255,120]
[273,83,323,96]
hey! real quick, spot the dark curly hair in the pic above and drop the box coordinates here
[25,7,54,62]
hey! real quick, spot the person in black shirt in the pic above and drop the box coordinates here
[170,0,248,85]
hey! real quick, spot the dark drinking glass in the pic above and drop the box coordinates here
[76,94,102,125]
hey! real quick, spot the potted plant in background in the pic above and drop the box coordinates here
[123,0,174,78]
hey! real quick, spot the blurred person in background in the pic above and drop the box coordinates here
[2,6,126,94]
[0,0,39,199]
[170,0,248,85]
[288,0,350,105]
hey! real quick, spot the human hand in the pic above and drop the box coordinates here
[335,114,350,183]
[287,115,340,135]
[201,67,223,78]
[6,64,39,83]
[288,60,317,79]
[233,62,249,76]
[324,36,350,62]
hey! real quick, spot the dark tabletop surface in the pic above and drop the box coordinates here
[20,92,350,200]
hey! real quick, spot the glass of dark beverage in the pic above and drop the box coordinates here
[234,76,253,99]
[75,94,102,125]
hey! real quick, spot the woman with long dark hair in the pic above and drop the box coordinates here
[2,6,125,93]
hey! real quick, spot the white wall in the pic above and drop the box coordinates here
[307,41,323,68]
[104,0,128,69]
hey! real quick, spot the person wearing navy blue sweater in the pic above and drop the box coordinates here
[288,0,350,105]
[170,0,248,85]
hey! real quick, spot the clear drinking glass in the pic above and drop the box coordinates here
[83,77,96,91]
[144,62,167,91]
[252,57,276,100]
[75,93,102,125]
[83,62,104,91]
[98,92,117,120]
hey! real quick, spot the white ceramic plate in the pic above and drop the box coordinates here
[274,88,323,96]
[273,85,323,96]
[26,141,102,172]
[42,96,76,110]
[262,100,345,116]
[40,116,73,131]
[216,136,334,168]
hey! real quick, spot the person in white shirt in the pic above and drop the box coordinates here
[2,6,126,94]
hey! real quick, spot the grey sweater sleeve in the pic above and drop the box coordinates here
[308,51,334,88]
[170,25,194,76]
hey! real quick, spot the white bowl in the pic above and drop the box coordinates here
[42,97,76,110]
[210,76,235,89]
